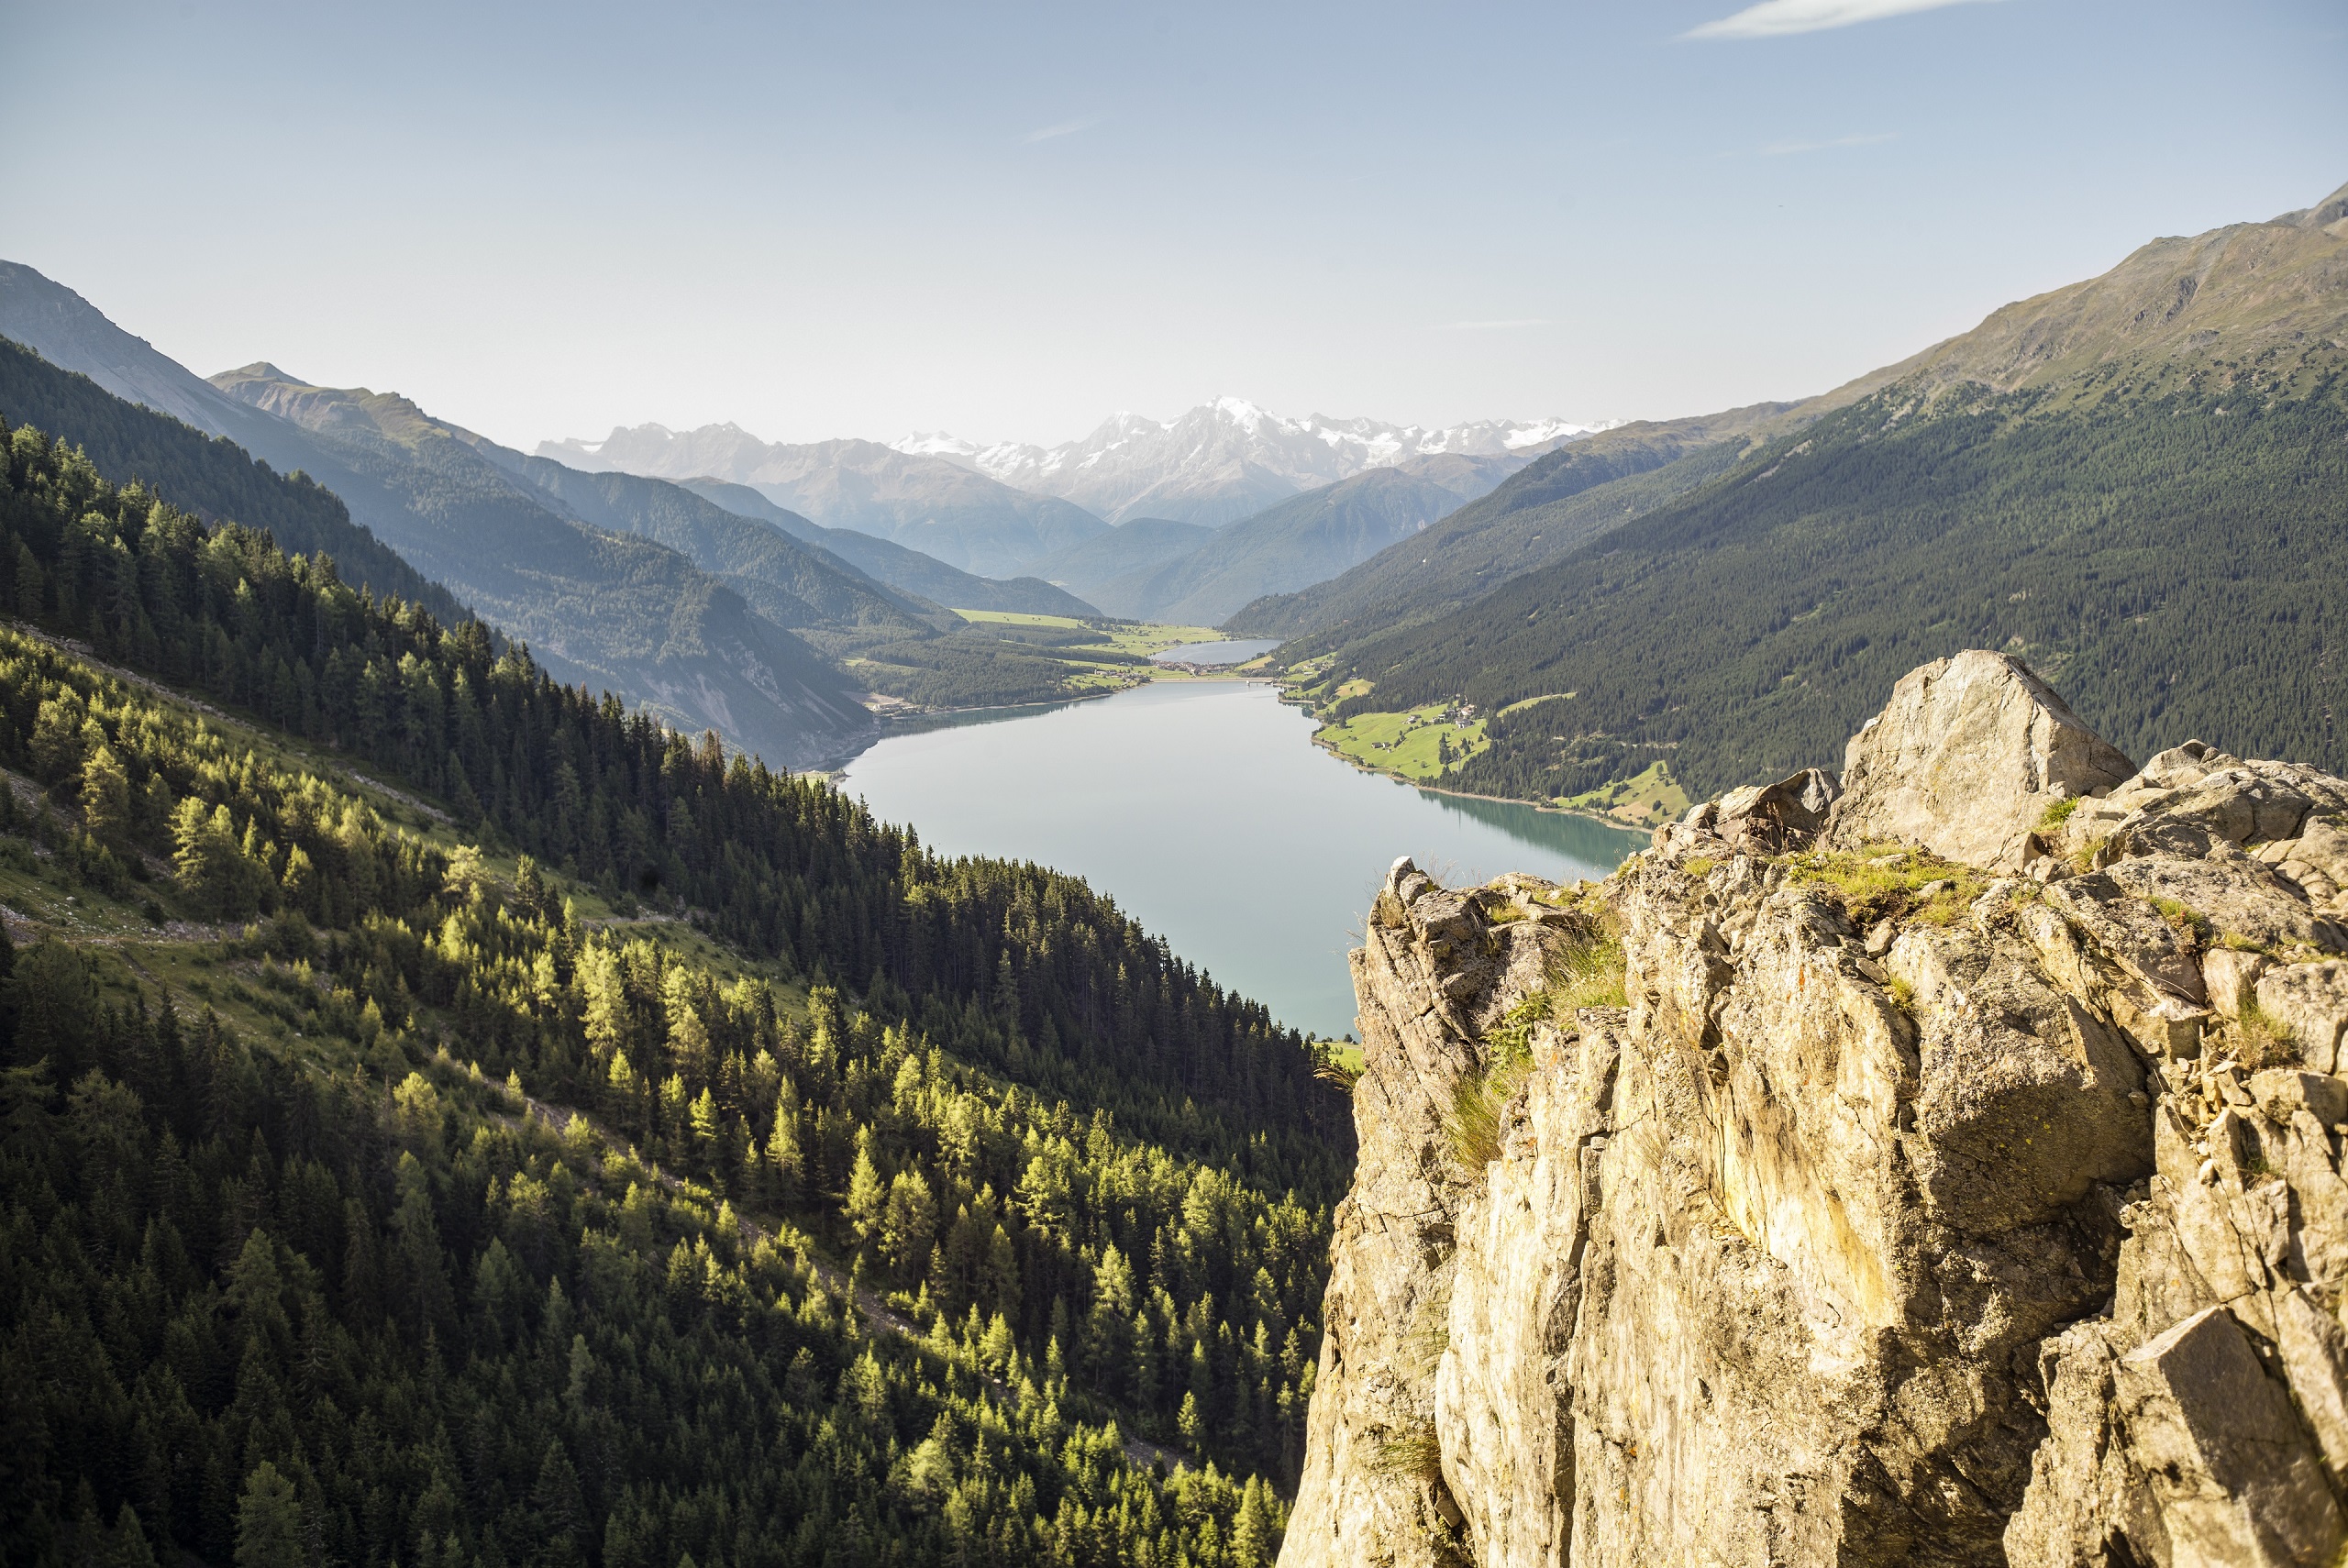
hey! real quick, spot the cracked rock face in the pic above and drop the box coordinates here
[1282,654,2348,1568]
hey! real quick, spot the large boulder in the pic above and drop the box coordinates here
[1825,650,2135,871]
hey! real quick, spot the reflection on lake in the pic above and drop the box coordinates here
[837,680,1643,1039]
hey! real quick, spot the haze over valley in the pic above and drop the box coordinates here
[3,3,2342,1565]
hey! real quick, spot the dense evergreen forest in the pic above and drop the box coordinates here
[0,338,470,630]
[0,337,1136,723]
[0,414,1352,1566]
[1318,359,2348,801]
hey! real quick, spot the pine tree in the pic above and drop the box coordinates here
[1232,1476,1276,1568]
[846,1129,886,1253]
[78,743,130,845]
[765,1082,803,1207]
[232,1463,302,1568]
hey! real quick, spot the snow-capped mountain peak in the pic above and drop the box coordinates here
[892,430,982,465]
[889,400,1612,525]
[1210,394,1270,433]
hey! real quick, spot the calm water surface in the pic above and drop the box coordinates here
[838,681,1643,1039]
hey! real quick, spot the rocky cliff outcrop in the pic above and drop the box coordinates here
[1284,652,2348,1568]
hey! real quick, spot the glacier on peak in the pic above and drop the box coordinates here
[885,399,1610,525]
[544,402,1608,535]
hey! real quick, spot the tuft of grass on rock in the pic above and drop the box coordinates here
[2150,896,2210,944]
[1368,1421,1446,1485]
[1786,844,1987,926]
[1445,1054,1533,1176]
[1555,934,1629,1010]
[2237,1004,2300,1070]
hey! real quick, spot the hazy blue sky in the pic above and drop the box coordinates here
[4,0,2342,449]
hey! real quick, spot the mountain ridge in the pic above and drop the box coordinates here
[538,425,1108,577]
[1233,182,2348,652]
[1290,180,2348,809]
[1083,463,1506,625]
[899,397,1598,526]
[670,475,1100,617]
[1230,403,1794,639]
[0,335,470,626]
[203,362,877,767]
[0,259,898,767]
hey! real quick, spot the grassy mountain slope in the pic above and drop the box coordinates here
[0,416,1346,1562]
[0,337,468,624]
[1228,403,1794,640]
[207,365,875,767]
[676,476,1100,617]
[1311,182,2348,804]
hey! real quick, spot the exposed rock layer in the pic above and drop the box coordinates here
[1284,653,2348,1568]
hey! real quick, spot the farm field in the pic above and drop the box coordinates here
[1314,702,1491,782]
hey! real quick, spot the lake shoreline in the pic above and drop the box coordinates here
[1305,729,1665,834]
[820,671,1284,777]
[833,679,1642,1038]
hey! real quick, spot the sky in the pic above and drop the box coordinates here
[3,0,2342,451]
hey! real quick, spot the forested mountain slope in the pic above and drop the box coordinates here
[201,365,875,769]
[0,411,1346,1566]
[0,337,467,625]
[675,477,1100,618]
[1309,182,2348,806]
[0,264,880,767]
[1228,402,1794,640]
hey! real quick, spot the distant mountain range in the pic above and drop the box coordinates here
[898,400,1600,526]
[538,426,1106,577]
[536,398,1579,620]
[541,402,1603,566]
[1071,454,1522,624]
[668,478,1096,618]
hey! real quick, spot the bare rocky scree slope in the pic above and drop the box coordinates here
[1286,650,2348,1567]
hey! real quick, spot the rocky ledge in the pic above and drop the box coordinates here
[1282,652,2348,1568]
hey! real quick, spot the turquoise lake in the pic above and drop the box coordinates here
[837,680,1645,1040]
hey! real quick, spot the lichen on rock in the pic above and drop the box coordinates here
[1283,652,2348,1568]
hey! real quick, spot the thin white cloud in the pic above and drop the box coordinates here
[1440,318,1555,331]
[1019,118,1097,145]
[1687,0,2007,40]
[1758,131,1898,155]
